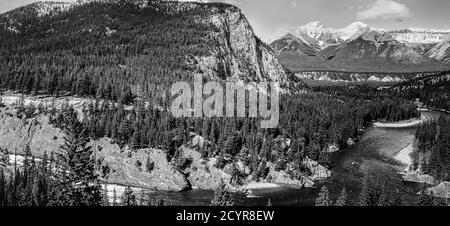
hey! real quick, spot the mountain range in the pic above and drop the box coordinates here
[272,22,450,73]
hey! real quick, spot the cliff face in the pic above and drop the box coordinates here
[0,109,65,157]
[189,4,293,84]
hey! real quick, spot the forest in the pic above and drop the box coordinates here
[391,72,450,111]
[411,117,450,181]
[0,90,420,206]
[44,90,419,184]
[315,170,447,206]
[0,1,223,103]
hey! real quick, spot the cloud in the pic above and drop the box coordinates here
[356,0,412,22]
[290,1,298,8]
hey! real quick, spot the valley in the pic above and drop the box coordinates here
[0,0,449,207]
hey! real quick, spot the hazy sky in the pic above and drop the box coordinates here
[1,0,449,41]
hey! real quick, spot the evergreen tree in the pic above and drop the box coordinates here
[211,180,234,206]
[121,186,137,206]
[418,190,434,206]
[49,109,103,206]
[315,185,331,206]
[145,156,155,173]
[0,169,6,206]
[112,188,118,206]
[335,187,348,206]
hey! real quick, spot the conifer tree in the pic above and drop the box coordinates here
[418,190,434,206]
[315,185,331,206]
[121,186,137,206]
[112,188,118,206]
[50,109,103,206]
[211,180,234,206]
[335,187,348,206]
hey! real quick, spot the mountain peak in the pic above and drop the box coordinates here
[345,22,369,30]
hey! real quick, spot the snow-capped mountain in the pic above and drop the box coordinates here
[271,21,450,72]
[284,21,375,50]
[322,31,431,65]
[388,29,450,44]
[271,27,449,72]
[280,22,450,50]
[424,37,450,64]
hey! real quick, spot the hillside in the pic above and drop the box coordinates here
[270,33,330,70]
[0,0,299,103]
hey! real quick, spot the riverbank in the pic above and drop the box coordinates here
[245,182,280,190]
[394,143,413,169]
[373,117,423,128]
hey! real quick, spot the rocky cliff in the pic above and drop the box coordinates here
[185,2,295,85]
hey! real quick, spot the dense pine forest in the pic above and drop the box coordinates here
[0,1,226,103]
[411,117,450,181]
[391,73,450,111]
[312,85,420,122]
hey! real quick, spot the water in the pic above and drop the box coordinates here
[156,111,447,206]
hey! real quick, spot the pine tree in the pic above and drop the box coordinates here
[112,188,118,206]
[335,187,348,206]
[50,110,103,206]
[359,172,374,206]
[121,186,137,206]
[0,169,6,206]
[102,186,110,206]
[418,190,434,206]
[211,180,234,206]
[139,189,145,206]
[315,185,331,206]
[145,156,154,173]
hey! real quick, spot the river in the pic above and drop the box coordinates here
[150,110,447,206]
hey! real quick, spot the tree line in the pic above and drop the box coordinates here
[411,116,450,181]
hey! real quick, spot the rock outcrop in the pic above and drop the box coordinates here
[402,172,435,185]
[302,157,331,180]
[0,108,65,157]
[90,139,189,191]
[425,182,450,198]
[0,107,189,191]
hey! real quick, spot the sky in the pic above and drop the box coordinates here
[1,0,449,42]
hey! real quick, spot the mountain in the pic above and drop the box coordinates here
[270,33,330,70]
[424,37,450,64]
[388,29,450,44]
[279,22,450,48]
[320,31,446,72]
[272,22,450,73]
[0,0,299,101]
[283,21,374,50]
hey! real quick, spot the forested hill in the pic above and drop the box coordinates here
[0,0,299,103]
